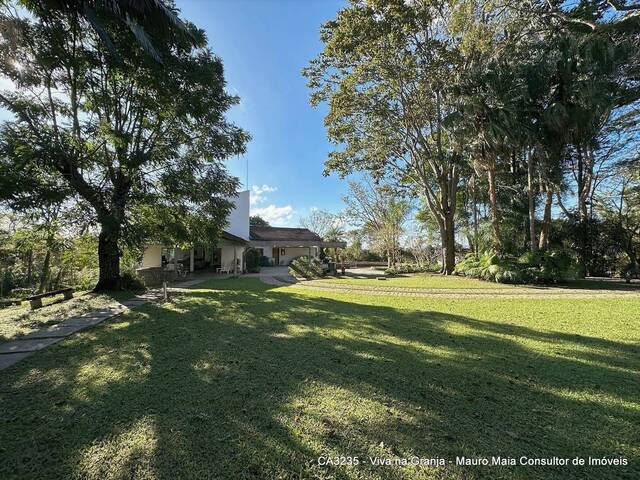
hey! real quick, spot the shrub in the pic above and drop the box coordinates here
[73,267,99,291]
[120,271,146,291]
[288,256,324,279]
[245,249,262,273]
[455,250,580,285]
[260,255,271,267]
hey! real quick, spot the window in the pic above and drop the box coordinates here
[280,248,286,255]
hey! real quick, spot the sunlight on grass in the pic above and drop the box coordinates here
[0,290,137,342]
[1,278,638,479]
[316,273,516,289]
[75,416,158,480]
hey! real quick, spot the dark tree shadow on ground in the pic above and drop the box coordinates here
[0,279,638,480]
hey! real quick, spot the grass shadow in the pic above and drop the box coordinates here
[0,278,638,479]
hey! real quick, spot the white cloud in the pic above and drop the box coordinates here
[250,184,278,206]
[251,204,295,226]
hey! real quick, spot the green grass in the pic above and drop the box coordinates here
[317,273,516,288]
[0,290,137,342]
[1,278,638,479]
[316,273,640,291]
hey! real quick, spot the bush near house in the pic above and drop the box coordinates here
[288,257,324,279]
[260,255,272,267]
[455,250,581,284]
[245,249,262,273]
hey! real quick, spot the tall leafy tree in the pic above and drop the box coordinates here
[0,2,248,290]
[305,0,470,273]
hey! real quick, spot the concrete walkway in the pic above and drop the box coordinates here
[0,273,223,372]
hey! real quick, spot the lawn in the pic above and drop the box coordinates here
[317,272,516,289]
[315,272,640,292]
[0,278,638,479]
[0,290,137,342]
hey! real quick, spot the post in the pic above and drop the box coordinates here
[190,248,195,273]
[309,246,312,259]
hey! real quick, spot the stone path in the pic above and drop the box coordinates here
[0,274,222,372]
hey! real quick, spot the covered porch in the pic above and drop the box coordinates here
[250,239,347,266]
[137,231,248,286]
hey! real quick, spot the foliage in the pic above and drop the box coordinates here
[307,0,640,278]
[343,179,409,268]
[0,2,248,289]
[299,209,341,240]
[249,215,270,227]
[455,250,581,284]
[245,248,262,273]
[343,230,364,262]
[259,255,272,267]
[119,270,145,291]
[288,256,324,280]
[24,0,196,63]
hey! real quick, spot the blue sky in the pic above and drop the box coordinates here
[179,0,349,226]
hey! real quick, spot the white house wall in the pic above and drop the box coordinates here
[225,190,250,241]
[219,245,245,271]
[278,247,318,265]
[141,244,163,268]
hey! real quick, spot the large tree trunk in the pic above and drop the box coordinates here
[441,212,456,275]
[486,168,501,251]
[526,150,537,252]
[539,186,553,250]
[575,145,593,275]
[95,225,121,291]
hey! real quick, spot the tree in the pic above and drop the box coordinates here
[0,3,248,290]
[535,0,640,34]
[299,209,339,240]
[342,179,409,268]
[249,215,270,227]
[344,229,364,262]
[306,0,487,274]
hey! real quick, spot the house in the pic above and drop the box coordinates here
[250,226,345,266]
[137,190,345,284]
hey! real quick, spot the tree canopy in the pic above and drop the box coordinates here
[0,1,248,290]
[307,0,640,278]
